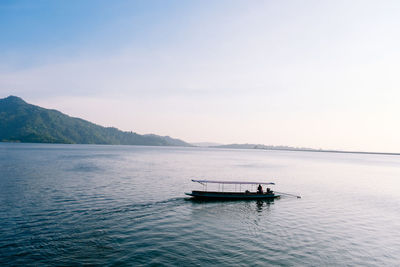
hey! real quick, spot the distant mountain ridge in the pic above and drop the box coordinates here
[0,96,191,146]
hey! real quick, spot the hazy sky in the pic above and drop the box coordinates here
[1,0,400,152]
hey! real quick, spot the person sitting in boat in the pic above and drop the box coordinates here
[257,184,263,194]
[266,187,272,194]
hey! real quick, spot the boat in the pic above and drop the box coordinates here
[185,179,280,200]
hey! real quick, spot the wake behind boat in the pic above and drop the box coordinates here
[185,179,280,200]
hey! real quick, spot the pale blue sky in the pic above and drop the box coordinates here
[1,0,400,152]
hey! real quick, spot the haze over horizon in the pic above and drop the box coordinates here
[1,1,400,153]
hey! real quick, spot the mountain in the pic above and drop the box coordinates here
[0,96,191,146]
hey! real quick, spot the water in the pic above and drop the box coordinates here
[1,143,400,266]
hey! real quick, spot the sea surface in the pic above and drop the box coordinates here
[1,143,400,266]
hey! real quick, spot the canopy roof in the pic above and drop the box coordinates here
[192,179,275,185]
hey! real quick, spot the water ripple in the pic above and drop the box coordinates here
[1,144,400,266]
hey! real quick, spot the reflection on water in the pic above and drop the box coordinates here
[186,197,276,217]
[1,143,400,266]
[256,200,265,212]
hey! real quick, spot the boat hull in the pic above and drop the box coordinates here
[185,191,280,200]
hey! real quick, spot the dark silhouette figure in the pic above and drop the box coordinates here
[257,184,263,194]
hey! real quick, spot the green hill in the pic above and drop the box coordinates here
[0,96,190,146]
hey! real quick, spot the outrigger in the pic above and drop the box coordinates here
[185,179,280,200]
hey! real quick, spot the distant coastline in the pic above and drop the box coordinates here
[210,143,400,156]
[2,95,398,156]
[2,140,399,156]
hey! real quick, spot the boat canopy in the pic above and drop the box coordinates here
[192,179,275,185]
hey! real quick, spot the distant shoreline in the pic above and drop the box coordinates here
[255,147,400,156]
[2,141,399,156]
[210,143,400,156]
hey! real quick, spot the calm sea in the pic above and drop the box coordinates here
[1,143,400,266]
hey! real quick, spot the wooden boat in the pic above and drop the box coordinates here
[185,179,280,200]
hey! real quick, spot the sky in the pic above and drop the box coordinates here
[1,0,400,152]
